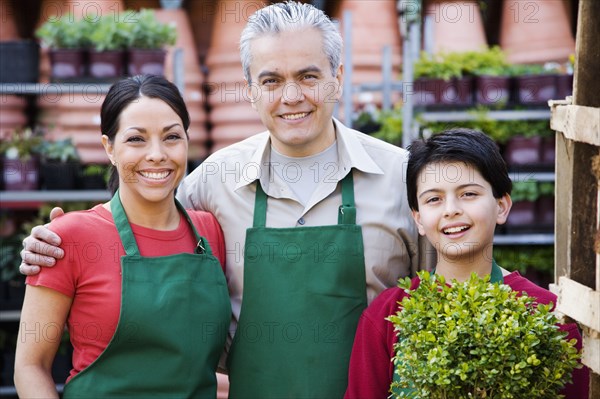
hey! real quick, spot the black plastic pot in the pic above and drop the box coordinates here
[0,40,40,83]
[474,75,511,106]
[514,74,557,105]
[2,157,39,191]
[41,160,80,190]
[503,136,543,166]
[128,49,166,76]
[88,50,126,79]
[49,48,87,80]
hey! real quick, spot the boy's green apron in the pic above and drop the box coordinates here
[64,191,231,398]
[228,172,367,398]
[390,261,504,397]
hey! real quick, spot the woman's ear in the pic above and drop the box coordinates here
[411,209,426,236]
[496,194,513,225]
[101,135,115,165]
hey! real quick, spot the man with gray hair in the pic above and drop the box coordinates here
[21,2,420,397]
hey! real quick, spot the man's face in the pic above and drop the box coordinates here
[247,28,343,157]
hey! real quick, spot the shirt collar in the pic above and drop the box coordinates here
[234,118,384,191]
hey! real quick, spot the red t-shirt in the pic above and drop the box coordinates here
[344,272,589,399]
[26,204,226,382]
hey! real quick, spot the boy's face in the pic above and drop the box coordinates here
[411,161,512,264]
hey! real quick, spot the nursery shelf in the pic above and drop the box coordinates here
[418,109,551,123]
[0,82,113,95]
[1,190,111,205]
[494,233,554,245]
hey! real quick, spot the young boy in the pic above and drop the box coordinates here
[344,128,589,399]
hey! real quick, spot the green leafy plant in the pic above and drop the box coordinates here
[35,14,89,49]
[0,128,43,161]
[493,246,554,276]
[372,106,403,146]
[128,9,177,49]
[39,138,79,163]
[88,15,132,51]
[388,271,581,399]
[414,52,463,81]
[460,46,511,77]
[538,182,555,197]
[511,180,539,202]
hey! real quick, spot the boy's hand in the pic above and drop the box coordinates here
[19,207,65,275]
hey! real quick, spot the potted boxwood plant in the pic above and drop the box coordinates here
[35,14,90,80]
[389,271,581,398]
[509,64,558,105]
[127,9,177,76]
[413,51,467,106]
[88,15,132,79]
[39,138,80,190]
[0,128,43,191]
[463,47,512,106]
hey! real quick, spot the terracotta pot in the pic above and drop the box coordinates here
[155,8,209,161]
[474,75,511,106]
[423,0,487,53]
[2,157,39,191]
[499,0,575,64]
[503,136,542,166]
[128,49,167,76]
[335,0,402,107]
[49,48,87,80]
[514,74,557,105]
[88,50,126,79]
[206,0,264,152]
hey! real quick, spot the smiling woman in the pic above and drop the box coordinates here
[14,75,231,399]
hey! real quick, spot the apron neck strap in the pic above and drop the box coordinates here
[110,190,211,256]
[252,170,357,228]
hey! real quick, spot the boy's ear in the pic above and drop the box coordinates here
[411,209,426,236]
[496,194,512,225]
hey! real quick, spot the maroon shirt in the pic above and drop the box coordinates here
[344,272,589,399]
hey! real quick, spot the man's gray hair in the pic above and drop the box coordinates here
[239,1,342,83]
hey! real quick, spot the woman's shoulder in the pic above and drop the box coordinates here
[48,205,113,237]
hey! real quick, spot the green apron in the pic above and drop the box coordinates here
[390,260,504,397]
[228,172,367,398]
[64,191,231,398]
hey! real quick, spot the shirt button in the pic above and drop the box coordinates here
[298,217,305,225]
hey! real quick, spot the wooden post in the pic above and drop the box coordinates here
[552,0,600,396]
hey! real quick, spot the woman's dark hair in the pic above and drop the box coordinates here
[101,74,190,194]
[406,128,512,211]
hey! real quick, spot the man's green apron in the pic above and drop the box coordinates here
[64,191,231,398]
[227,171,367,398]
[390,261,504,397]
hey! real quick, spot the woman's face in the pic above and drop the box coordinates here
[102,96,188,207]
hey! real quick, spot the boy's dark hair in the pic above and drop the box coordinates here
[406,128,512,211]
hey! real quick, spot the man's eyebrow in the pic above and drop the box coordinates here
[256,65,323,81]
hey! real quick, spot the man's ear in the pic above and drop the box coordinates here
[496,194,513,225]
[101,135,115,165]
[246,79,258,110]
[334,64,344,100]
[411,209,426,236]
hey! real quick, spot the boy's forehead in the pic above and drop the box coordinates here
[418,161,482,185]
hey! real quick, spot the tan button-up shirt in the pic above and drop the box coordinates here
[177,119,422,335]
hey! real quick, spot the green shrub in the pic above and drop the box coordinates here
[388,271,581,399]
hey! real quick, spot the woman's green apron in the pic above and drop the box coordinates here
[63,191,231,398]
[390,261,504,397]
[228,172,368,398]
